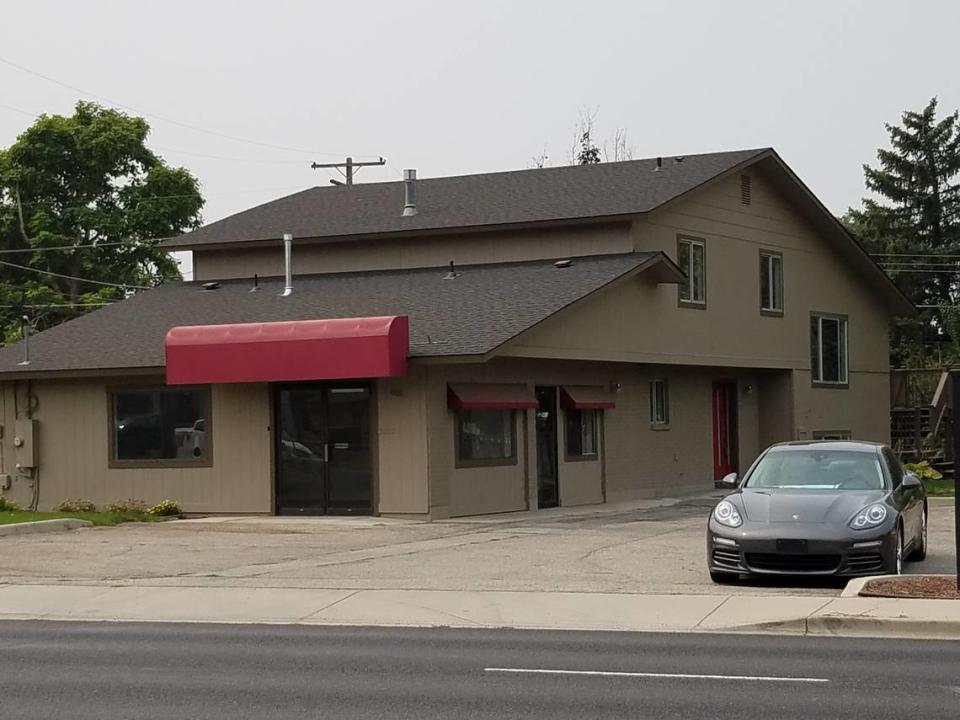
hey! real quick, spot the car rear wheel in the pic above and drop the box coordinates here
[910,507,928,561]
[883,526,904,575]
[709,570,739,584]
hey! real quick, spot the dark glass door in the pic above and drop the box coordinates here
[325,387,372,513]
[536,386,560,508]
[275,385,372,515]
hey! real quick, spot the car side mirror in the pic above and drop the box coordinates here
[901,473,922,491]
[720,472,739,487]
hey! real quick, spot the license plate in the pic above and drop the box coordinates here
[776,539,808,554]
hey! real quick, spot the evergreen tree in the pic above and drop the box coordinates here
[845,97,960,365]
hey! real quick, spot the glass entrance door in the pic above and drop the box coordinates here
[536,386,560,508]
[275,385,372,515]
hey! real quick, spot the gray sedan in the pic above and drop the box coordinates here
[707,441,928,582]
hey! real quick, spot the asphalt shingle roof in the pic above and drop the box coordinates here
[0,253,660,375]
[164,149,768,248]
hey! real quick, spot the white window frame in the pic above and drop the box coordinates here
[678,236,706,305]
[811,314,849,385]
[760,251,783,313]
[650,379,670,427]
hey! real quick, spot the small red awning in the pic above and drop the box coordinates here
[447,383,537,411]
[560,385,616,410]
[165,316,408,385]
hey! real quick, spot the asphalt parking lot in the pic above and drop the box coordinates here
[0,496,954,597]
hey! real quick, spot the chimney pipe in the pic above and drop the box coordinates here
[17,315,30,366]
[281,233,294,296]
[403,169,417,216]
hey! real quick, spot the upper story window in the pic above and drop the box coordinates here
[111,387,210,466]
[810,314,848,386]
[677,236,706,306]
[759,251,783,314]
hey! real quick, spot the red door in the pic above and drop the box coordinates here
[712,382,739,480]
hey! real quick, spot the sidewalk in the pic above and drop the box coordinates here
[1,584,957,639]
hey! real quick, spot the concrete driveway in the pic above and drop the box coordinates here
[0,495,954,597]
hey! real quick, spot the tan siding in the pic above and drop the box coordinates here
[192,223,633,281]
[0,378,271,513]
[500,169,890,447]
[376,369,429,514]
[793,370,891,443]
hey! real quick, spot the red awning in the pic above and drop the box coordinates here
[447,383,538,411]
[560,385,616,410]
[165,316,408,385]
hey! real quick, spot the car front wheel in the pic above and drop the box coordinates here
[882,526,904,575]
[910,507,928,561]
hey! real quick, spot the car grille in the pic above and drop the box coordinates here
[745,553,841,573]
[712,548,742,570]
[846,552,884,574]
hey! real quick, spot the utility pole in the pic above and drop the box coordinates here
[310,156,386,185]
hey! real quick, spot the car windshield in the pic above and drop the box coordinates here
[744,449,885,491]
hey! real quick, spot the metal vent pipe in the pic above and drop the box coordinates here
[403,169,417,216]
[281,233,294,296]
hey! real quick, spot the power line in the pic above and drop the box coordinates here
[0,258,152,290]
[2,103,335,166]
[0,55,378,158]
[0,242,138,255]
[0,302,116,309]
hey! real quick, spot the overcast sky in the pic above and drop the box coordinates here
[2,1,958,242]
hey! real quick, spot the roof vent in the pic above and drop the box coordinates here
[674,156,685,163]
[654,157,663,172]
[202,281,220,291]
[249,273,260,293]
[740,174,752,205]
[443,260,461,280]
[554,259,573,269]
[403,169,418,217]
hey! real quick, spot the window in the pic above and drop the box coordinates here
[811,314,848,385]
[882,447,905,489]
[813,430,851,441]
[650,379,669,427]
[677,236,706,305]
[456,409,516,465]
[565,408,598,459]
[111,387,209,465]
[760,251,783,314]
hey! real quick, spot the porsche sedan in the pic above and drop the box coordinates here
[707,441,927,582]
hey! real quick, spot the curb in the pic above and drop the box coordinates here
[0,519,93,537]
[730,615,960,640]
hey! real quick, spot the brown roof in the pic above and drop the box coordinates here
[0,253,677,377]
[164,149,769,249]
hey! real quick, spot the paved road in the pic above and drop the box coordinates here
[1,622,957,719]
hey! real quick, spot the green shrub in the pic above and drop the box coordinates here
[147,499,181,517]
[55,498,97,513]
[904,461,944,481]
[0,496,22,511]
[105,498,148,513]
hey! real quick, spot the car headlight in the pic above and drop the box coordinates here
[849,503,888,530]
[713,500,742,528]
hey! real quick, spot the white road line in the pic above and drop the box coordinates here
[484,668,830,683]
